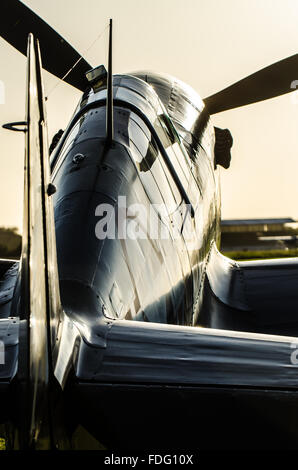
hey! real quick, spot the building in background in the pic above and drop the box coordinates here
[221,218,298,259]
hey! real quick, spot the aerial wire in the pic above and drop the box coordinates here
[45,22,109,100]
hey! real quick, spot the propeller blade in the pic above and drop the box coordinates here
[204,54,298,114]
[1,0,92,91]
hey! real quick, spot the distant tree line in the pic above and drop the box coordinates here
[0,227,21,259]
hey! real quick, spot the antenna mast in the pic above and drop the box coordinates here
[106,18,113,144]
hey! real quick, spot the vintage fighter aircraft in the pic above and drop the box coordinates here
[1,0,298,450]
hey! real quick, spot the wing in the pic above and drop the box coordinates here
[200,245,298,337]
[0,260,19,448]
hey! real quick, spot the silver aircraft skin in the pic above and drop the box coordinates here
[50,72,220,329]
[2,0,298,451]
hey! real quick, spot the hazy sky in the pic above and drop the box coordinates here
[1,0,298,230]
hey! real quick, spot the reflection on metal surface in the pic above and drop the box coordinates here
[16,34,64,449]
[1,24,298,451]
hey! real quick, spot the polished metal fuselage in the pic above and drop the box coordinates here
[3,72,298,451]
[50,73,220,327]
